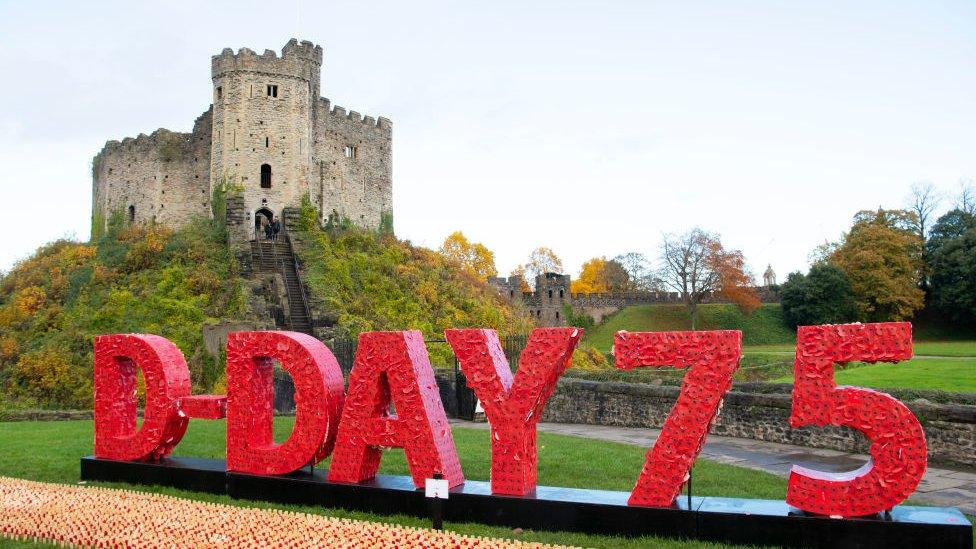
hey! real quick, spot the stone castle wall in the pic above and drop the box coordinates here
[312,99,392,228]
[488,273,781,326]
[92,110,212,228]
[489,274,571,327]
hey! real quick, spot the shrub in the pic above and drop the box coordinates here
[780,263,859,329]
[293,201,534,344]
[0,212,244,409]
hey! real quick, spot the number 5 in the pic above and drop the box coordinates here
[788,322,926,517]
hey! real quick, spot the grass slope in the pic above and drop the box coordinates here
[0,419,787,548]
[584,303,795,353]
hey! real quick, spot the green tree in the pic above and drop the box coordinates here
[927,209,976,324]
[830,209,925,321]
[779,263,859,329]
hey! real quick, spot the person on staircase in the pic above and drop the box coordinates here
[271,216,281,242]
[263,219,273,240]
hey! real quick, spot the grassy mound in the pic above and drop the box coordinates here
[584,303,795,353]
[0,214,247,410]
[292,203,533,347]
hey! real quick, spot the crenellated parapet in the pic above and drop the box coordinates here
[317,98,392,136]
[212,38,322,82]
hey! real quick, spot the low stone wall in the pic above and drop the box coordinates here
[1,410,94,422]
[539,379,975,467]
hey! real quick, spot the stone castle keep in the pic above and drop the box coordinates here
[92,39,392,238]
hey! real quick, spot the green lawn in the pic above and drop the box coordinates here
[580,303,975,391]
[584,303,795,353]
[914,341,976,357]
[772,356,976,392]
[0,418,786,548]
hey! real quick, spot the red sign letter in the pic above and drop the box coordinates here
[328,331,463,488]
[615,330,742,507]
[226,331,345,475]
[788,322,926,516]
[445,327,581,495]
[94,334,190,461]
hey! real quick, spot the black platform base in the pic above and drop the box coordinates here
[80,456,973,548]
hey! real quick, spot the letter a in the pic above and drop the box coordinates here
[328,331,463,488]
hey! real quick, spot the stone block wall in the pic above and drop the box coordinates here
[92,109,212,231]
[313,99,392,229]
[538,379,975,467]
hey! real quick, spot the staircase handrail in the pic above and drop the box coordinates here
[282,216,312,333]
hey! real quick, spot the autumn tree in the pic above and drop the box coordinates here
[571,257,630,294]
[515,247,564,283]
[829,209,925,321]
[508,265,532,292]
[657,228,760,329]
[439,231,497,279]
[613,252,654,291]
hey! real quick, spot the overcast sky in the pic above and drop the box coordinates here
[0,1,973,281]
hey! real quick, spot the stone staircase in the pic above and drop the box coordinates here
[249,235,313,335]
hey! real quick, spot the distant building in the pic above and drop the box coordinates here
[488,273,571,327]
[763,264,777,287]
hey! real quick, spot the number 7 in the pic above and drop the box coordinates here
[614,330,742,506]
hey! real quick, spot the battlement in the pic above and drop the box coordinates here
[212,38,322,81]
[96,128,188,157]
[318,98,392,132]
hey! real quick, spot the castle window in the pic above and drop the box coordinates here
[260,164,272,188]
[548,289,553,299]
[128,205,135,223]
[555,311,560,320]
[559,289,564,299]
[266,84,278,98]
[265,137,269,148]
[215,86,222,101]
[344,145,357,159]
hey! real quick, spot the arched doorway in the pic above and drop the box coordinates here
[254,207,273,239]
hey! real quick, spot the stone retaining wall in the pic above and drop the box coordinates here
[539,378,975,467]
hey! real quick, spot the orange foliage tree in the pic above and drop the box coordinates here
[438,231,498,279]
[829,209,925,321]
[571,257,630,294]
[658,228,759,329]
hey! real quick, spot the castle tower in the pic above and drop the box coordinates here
[91,39,391,241]
[210,39,321,235]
